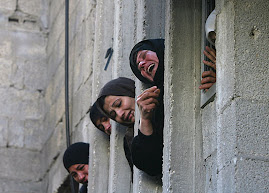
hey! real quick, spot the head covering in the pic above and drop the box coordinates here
[129,39,165,86]
[205,9,216,45]
[63,142,89,171]
[89,102,107,129]
[96,77,135,120]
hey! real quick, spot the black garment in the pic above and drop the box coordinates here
[63,142,90,171]
[129,39,165,86]
[79,184,87,193]
[96,77,135,174]
[96,77,135,127]
[89,102,107,129]
[123,127,134,175]
[129,39,165,176]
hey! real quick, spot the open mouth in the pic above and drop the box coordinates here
[147,63,155,74]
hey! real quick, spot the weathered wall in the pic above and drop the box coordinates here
[1,0,268,192]
[0,0,48,192]
[216,0,269,192]
[164,0,269,193]
[163,0,204,192]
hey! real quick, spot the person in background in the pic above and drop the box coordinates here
[90,102,111,135]
[199,9,217,90]
[129,39,164,176]
[96,77,135,173]
[63,142,89,193]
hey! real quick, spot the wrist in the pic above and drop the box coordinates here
[139,118,153,136]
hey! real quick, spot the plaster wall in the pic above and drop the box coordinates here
[0,0,48,192]
[1,0,268,192]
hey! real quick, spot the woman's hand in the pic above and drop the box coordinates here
[136,86,160,135]
[136,86,160,120]
[199,46,216,90]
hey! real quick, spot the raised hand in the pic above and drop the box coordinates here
[199,46,216,90]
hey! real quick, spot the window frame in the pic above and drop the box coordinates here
[200,0,216,108]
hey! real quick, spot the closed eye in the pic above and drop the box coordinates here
[136,51,148,66]
[77,164,84,170]
[112,98,121,108]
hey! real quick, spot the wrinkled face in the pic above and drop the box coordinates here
[136,50,159,82]
[69,164,88,184]
[103,96,135,125]
[95,116,112,135]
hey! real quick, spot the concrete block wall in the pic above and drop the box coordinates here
[163,1,204,192]
[0,0,48,192]
[164,0,268,193]
[1,0,268,192]
[215,0,269,192]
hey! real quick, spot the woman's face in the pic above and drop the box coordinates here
[69,164,88,184]
[136,50,159,82]
[95,116,111,135]
[103,96,135,125]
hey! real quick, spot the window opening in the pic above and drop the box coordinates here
[200,0,216,108]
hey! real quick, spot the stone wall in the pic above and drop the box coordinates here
[0,0,48,192]
[0,0,268,192]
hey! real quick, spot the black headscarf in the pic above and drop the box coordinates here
[89,102,107,130]
[63,142,89,171]
[129,39,165,86]
[96,77,135,119]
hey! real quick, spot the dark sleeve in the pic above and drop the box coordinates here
[131,129,163,176]
[123,136,133,173]
[79,184,87,193]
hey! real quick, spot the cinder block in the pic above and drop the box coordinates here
[47,7,64,53]
[72,115,90,142]
[72,78,92,128]
[236,99,269,157]
[0,178,43,193]
[0,31,12,57]
[233,1,269,102]
[18,0,42,17]
[40,121,65,176]
[0,58,12,87]
[48,0,64,30]
[0,0,16,13]
[204,154,217,193]
[12,31,47,60]
[24,119,45,151]
[47,150,69,193]
[216,2,236,112]
[202,101,217,159]
[8,119,24,148]
[69,0,86,43]
[217,162,236,193]
[217,100,237,169]
[0,117,8,147]
[0,148,41,181]
[236,158,269,193]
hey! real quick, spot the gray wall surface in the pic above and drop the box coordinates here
[0,0,268,192]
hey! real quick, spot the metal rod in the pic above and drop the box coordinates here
[65,0,76,192]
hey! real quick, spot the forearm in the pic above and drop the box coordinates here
[131,130,163,176]
[139,118,153,135]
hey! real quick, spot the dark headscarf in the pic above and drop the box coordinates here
[63,142,89,171]
[96,77,135,119]
[129,39,165,86]
[89,102,107,130]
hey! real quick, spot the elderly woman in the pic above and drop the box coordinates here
[129,39,164,176]
[63,142,89,193]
